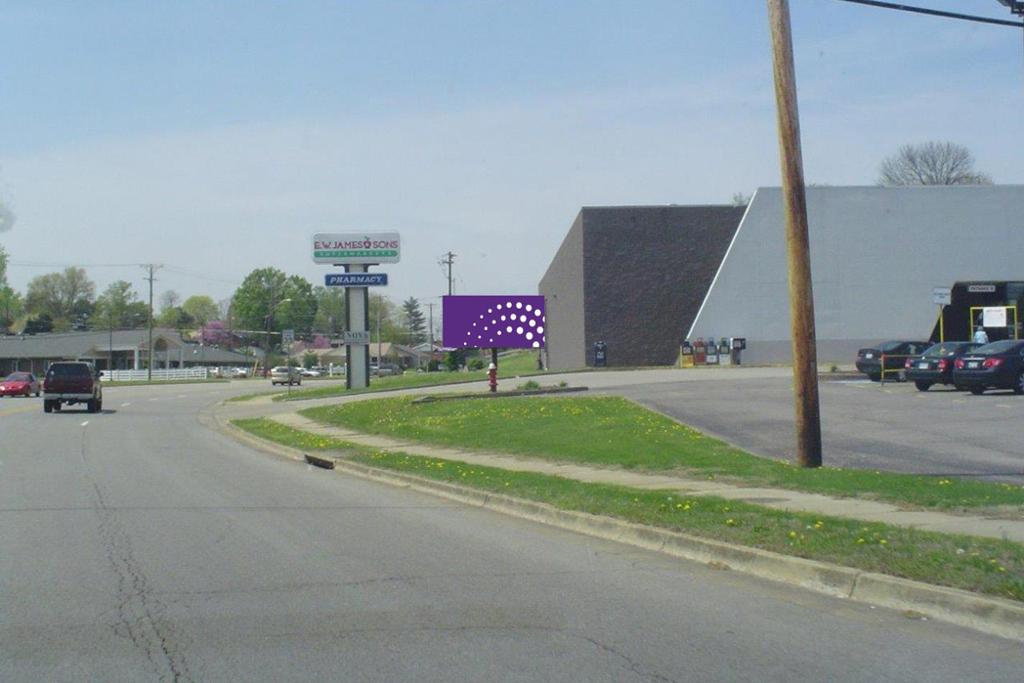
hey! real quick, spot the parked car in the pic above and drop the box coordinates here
[270,366,302,386]
[232,367,249,378]
[43,362,103,413]
[371,363,402,377]
[902,341,981,391]
[300,368,322,377]
[952,340,1024,395]
[855,340,931,381]
[0,372,40,397]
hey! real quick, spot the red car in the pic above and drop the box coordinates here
[0,372,41,397]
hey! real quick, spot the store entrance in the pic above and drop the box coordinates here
[930,281,1024,343]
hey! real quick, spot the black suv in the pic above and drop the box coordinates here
[43,362,103,413]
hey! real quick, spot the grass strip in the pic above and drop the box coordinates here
[230,418,354,450]
[301,395,1024,510]
[227,418,1024,602]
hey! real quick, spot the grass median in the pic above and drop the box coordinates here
[300,395,1024,511]
[229,417,1024,603]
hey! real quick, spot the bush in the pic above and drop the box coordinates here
[518,379,541,390]
[427,359,441,372]
[444,350,465,372]
[468,358,485,371]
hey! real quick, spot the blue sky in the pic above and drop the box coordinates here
[1,1,1020,312]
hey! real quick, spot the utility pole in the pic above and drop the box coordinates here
[142,264,162,382]
[441,252,456,296]
[376,295,382,373]
[767,0,822,468]
[427,301,435,351]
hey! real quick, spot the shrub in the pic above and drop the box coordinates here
[468,358,485,371]
[518,379,541,390]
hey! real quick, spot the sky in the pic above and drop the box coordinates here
[0,0,1021,314]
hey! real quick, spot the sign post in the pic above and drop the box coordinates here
[932,287,951,342]
[313,233,400,390]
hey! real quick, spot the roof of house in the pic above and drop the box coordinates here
[0,328,265,361]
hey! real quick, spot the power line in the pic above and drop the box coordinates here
[833,0,1023,27]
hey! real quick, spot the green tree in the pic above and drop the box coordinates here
[312,286,346,335]
[25,267,95,330]
[369,294,404,343]
[156,306,194,330]
[401,297,427,345]
[92,280,147,329]
[181,295,219,326]
[302,351,319,369]
[0,246,24,332]
[231,268,318,348]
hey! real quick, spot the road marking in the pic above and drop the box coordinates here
[995,404,1013,409]
[176,394,186,399]
[121,402,131,407]
[148,398,159,402]
[80,421,89,427]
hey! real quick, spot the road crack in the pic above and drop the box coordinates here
[81,430,194,682]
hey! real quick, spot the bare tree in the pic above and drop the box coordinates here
[878,141,992,186]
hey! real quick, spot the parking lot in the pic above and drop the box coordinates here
[603,374,1024,484]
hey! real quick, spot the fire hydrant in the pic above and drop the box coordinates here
[488,362,497,393]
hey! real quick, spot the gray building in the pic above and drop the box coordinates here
[540,185,1024,369]
[539,205,745,370]
[0,329,259,375]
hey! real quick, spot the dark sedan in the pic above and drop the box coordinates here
[952,340,1024,395]
[903,341,981,391]
[855,340,930,381]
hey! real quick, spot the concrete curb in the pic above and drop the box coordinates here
[214,416,1024,642]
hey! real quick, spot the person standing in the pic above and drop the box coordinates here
[973,326,989,344]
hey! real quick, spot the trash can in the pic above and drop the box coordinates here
[593,341,608,367]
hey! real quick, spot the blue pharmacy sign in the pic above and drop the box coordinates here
[325,273,389,287]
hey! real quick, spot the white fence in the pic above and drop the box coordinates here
[102,367,213,382]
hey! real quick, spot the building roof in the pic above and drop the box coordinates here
[0,328,184,360]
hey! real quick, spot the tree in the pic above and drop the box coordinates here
[200,320,233,346]
[231,268,318,348]
[878,141,992,187]
[182,295,219,327]
[24,313,53,334]
[25,267,95,330]
[401,297,427,345]
[0,246,23,332]
[302,351,319,369]
[369,294,404,343]
[159,290,181,313]
[156,306,194,330]
[312,286,346,335]
[92,280,147,329]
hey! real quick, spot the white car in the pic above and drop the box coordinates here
[301,368,322,377]
[232,367,249,378]
[270,366,302,386]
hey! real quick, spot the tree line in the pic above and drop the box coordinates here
[0,253,430,351]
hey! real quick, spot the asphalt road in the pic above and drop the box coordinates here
[598,373,1024,483]
[2,380,1023,681]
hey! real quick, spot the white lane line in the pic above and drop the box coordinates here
[995,404,1013,409]
[176,394,186,399]
[121,402,131,407]
[80,421,89,427]
[148,398,159,402]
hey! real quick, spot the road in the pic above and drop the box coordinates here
[2,379,1022,681]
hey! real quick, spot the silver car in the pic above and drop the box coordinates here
[270,366,302,386]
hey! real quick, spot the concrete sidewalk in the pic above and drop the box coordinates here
[271,412,1024,543]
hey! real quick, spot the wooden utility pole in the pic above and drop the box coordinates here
[767,0,822,468]
[441,252,456,295]
[142,264,161,382]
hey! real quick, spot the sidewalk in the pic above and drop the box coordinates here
[271,412,1024,544]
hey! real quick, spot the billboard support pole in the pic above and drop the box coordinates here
[344,263,371,390]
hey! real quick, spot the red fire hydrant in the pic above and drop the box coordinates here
[488,362,497,393]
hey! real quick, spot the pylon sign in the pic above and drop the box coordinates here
[312,233,401,264]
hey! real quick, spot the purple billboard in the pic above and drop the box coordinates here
[443,295,546,349]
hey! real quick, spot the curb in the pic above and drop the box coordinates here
[412,386,589,403]
[213,416,1024,642]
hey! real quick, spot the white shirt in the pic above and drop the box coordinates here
[973,328,989,344]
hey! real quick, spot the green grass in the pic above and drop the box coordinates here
[230,418,354,450]
[301,395,1024,510]
[225,417,1024,602]
[271,350,548,402]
